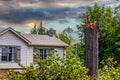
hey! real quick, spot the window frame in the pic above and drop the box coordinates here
[34,48,53,59]
[0,45,17,62]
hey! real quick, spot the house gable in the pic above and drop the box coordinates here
[0,30,28,46]
[0,28,33,69]
[0,27,31,45]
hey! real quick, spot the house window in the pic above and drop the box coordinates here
[34,48,51,59]
[0,46,17,62]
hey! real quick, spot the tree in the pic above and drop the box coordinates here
[56,27,74,45]
[30,24,37,34]
[77,4,120,66]
[37,21,47,35]
[70,42,84,61]
[71,25,85,60]
[115,5,120,21]
[63,27,74,43]
[76,25,84,41]
[30,21,47,35]
[84,18,99,76]
[56,33,71,45]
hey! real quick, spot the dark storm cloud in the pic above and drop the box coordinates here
[0,6,87,24]
[0,0,94,24]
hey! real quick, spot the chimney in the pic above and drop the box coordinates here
[47,28,56,37]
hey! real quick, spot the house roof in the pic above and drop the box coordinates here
[0,27,67,47]
[22,34,67,47]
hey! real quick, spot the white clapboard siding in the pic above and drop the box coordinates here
[0,31,33,69]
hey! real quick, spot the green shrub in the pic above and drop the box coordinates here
[7,51,120,80]
[8,52,89,80]
[99,58,120,80]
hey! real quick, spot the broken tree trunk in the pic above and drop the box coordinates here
[84,21,99,77]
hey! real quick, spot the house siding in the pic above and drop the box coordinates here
[27,46,33,65]
[0,31,33,69]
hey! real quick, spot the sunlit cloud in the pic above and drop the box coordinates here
[18,2,46,8]
[25,22,35,29]
[24,20,46,30]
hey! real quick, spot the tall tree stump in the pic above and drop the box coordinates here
[84,19,99,77]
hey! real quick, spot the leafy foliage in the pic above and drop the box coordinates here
[62,27,74,43]
[56,27,74,45]
[99,58,120,80]
[56,33,71,45]
[7,54,120,80]
[8,51,89,80]
[69,42,84,61]
[115,5,120,21]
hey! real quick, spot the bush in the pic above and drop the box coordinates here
[8,52,89,80]
[99,58,120,80]
[7,50,120,80]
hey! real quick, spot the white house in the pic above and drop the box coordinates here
[0,27,67,76]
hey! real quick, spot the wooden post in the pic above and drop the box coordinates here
[84,18,99,77]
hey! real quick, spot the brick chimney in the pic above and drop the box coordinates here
[47,28,56,37]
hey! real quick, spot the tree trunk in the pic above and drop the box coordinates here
[84,24,98,77]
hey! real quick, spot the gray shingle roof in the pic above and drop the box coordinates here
[22,34,67,47]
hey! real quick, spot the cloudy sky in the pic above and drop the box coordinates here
[0,0,119,33]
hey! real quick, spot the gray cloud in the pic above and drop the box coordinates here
[0,0,118,24]
[0,6,87,24]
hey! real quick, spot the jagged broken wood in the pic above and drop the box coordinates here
[84,18,99,77]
